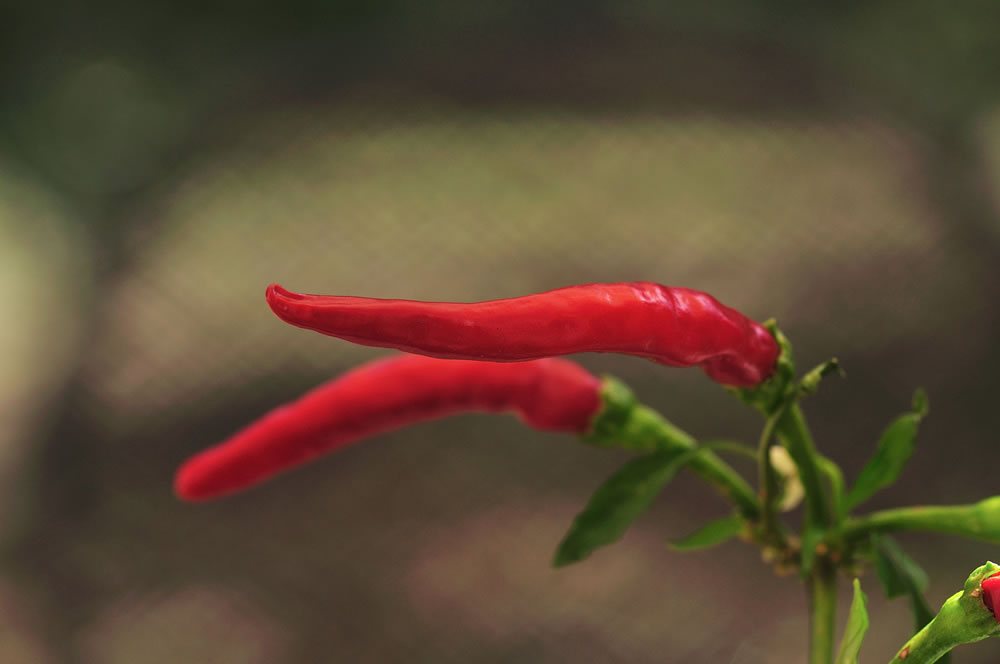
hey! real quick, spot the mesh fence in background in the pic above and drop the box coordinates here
[4,53,1000,664]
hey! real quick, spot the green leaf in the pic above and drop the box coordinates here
[874,535,929,598]
[873,534,942,654]
[845,389,929,510]
[835,579,869,664]
[554,449,693,567]
[669,514,743,552]
[911,388,929,418]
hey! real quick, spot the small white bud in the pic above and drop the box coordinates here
[769,446,804,512]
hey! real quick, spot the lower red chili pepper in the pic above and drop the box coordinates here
[983,572,1000,620]
[174,354,601,501]
[265,282,778,387]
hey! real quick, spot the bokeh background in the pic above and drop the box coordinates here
[4,2,1000,662]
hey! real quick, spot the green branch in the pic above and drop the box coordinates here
[839,497,1000,543]
[777,404,831,529]
[888,562,1000,664]
[586,378,760,519]
[810,559,838,664]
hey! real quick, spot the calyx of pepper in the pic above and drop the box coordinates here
[582,377,693,455]
[730,321,796,417]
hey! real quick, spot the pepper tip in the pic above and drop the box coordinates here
[173,460,218,503]
[266,282,297,302]
[981,572,1000,620]
[265,283,308,323]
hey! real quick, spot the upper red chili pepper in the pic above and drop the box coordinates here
[174,354,601,501]
[265,282,778,387]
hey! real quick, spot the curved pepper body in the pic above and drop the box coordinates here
[174,354,601,501]
[266,282,778,387]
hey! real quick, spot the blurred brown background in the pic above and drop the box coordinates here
[4,2,1000,662]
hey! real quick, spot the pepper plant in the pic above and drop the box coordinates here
[178,282,1000,663]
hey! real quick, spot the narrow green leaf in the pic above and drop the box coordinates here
[835,579,869,664]
[669,514,743,552]
[845,389,929,510]
[911,388,929,418]
[553,449,693,567]
[874,535,929,598]
[873,534,943,658]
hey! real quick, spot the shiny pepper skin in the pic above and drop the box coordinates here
[174,354,601,501]
[266,282,779,387]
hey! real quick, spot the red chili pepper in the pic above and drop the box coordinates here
[265,282,777,387]
[982,572,1000,620]
[174,354,601,501]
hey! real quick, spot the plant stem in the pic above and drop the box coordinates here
[587,386,761,519]
[637,407,762,518]
[776,404,830,528]
[887,561,1000,663]
[685,445,760,520]
[757,406,787,544]
[809,559,837,664]
[838,497,1000,544]
[888,601,962,664]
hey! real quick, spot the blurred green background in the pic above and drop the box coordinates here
[4,2,1000,662]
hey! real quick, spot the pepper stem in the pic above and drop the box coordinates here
[776,404,830,529]
[809,558,837,664]
[586,378,761,519]
[887,562,1000,664]
[757,404,789,546]
[837,498,1000,544]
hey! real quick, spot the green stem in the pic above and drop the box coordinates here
[776,404,830,528]
[809,559,837,664]
[686,444,760,519]
[587,378,761,519]
[757,406,787,544]
[637,404,760,519]
[887,562,1000,663]
[889,595,964,664]
[839,497,1000,544]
